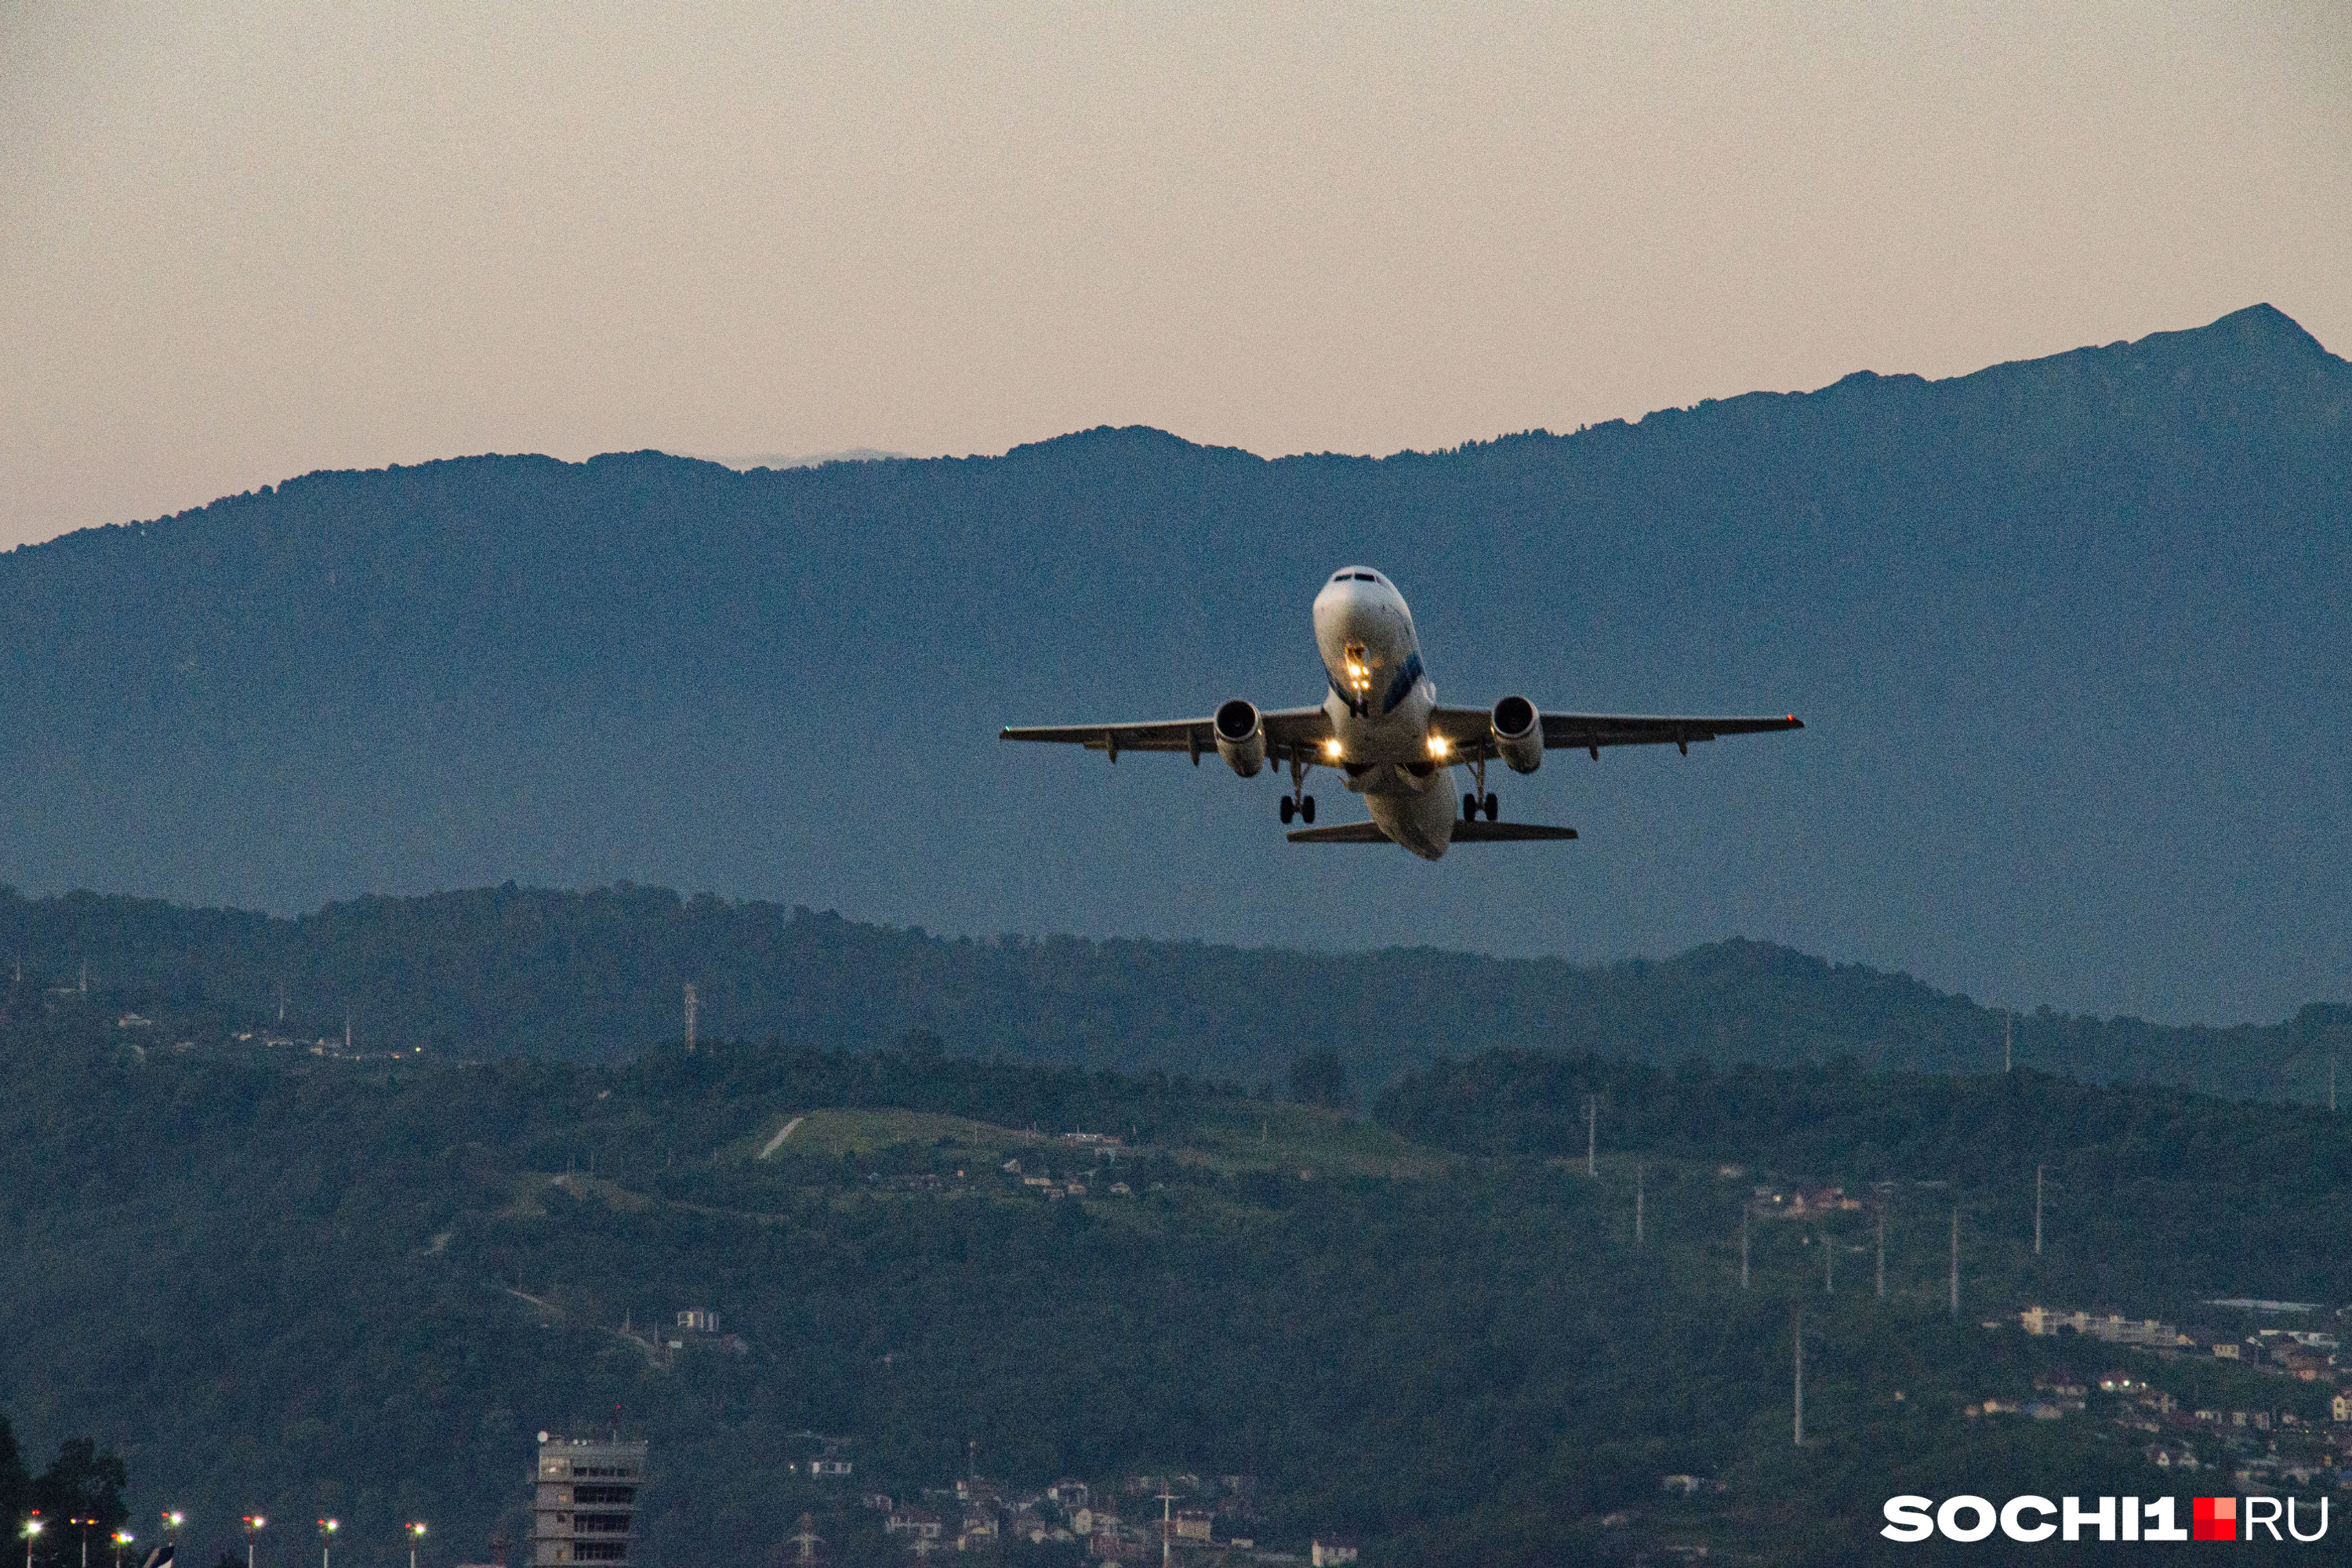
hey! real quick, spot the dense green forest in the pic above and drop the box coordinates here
[3,307,2347,1025]
[2,973,2347,1568]
[3,884,2347,1102]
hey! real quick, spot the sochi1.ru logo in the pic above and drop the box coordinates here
[1882,1495,2329,1543]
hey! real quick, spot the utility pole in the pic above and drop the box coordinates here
[1584,1095,1598,1177]
[2004,1010,2013,1073]
[1949,1207,1960,1319]
[683,983,698,1052]
[1740,1206,1751,1290]
[2034,1165,2045,1255]
[1157,1486,1177,1568]
[1875,1209,1886,1301]
[1824,1231,1834,1294]
[2332,1058,2337,1113]
[1792,1309,1805,1447]
[1634,1163,1645,1246]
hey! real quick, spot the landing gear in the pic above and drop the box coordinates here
[1281,751,1316,826]
[1462,752,1498,822]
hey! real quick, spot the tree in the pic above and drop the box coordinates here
[29,1439,127,1568]
[1287,1048,1352,1109]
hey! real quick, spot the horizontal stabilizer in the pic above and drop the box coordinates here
[1453,821,1578,841]
[1286,820,1578,844]
[1285,822,1392,844]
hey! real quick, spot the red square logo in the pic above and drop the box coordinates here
[2193,1497,2236,1541]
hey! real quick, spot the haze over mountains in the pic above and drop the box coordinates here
[4,304,2348,1023]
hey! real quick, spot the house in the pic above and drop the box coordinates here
[677,1308,720,1333]
[1174,1508,1213,1541]
[1311,1542,1359,1567]
[1048,1479,1090,1508]
[811,1458,852,1478]
[863,1494,895,1512]
[2212,1342,2241,1360]
[886,1508,943,1540]
[957,1512,997,1552]
[2332,1392,2352,1425]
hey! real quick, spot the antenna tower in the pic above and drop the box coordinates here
[1584,1095,1598,1177]
[683,983,699,1052]
[1824,1229,1833,1294]
[2004,1010,2013,1073]
[1875,1209,1886,1300]
[1634,1163,1644,1246]
[1791,1309,1804,1446]
[1948,1207,1960,1319]
[2034,1165,2045,1255]
[1740,1206,1750,1290]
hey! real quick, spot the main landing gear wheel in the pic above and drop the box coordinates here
[1279,797,1294,824]
[1301,795,1316,824]
[1463,792,1479,822]
[1483,793,1499,822]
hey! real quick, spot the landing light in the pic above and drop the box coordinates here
[1323,739,1342,760]
[1427,735,1448,758]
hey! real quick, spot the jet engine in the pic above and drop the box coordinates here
[1214,699,1267,778]
[1491,695,1543,774]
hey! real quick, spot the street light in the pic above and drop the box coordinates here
[110,1534,132,1568]
[405,1524,426,1568]
[68,1519,96,1568]
[24,1513,42,1568]
[316,1520,336,1568]
[242,1518,266,1568]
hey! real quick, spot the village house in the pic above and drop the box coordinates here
[886,1507,944,1541]
[1174,1508,1213,1541]
[1310,1542,1359,1567]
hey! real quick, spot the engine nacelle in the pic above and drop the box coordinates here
[1491,695,1543,775]
[1214,699,1267,778]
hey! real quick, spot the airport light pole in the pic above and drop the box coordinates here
[244,1518,267,1568]
[111,1534,132,1568]
[317,1520,336,1568]
[161,1518,183,1555]
[407,1523,426,1568]
[69,1519,96,1568]
[24,1512,42,1568]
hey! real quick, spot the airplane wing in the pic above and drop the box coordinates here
[1288,820,1577,844]
[1426,707,1802,759]
[1000,706,1333,764]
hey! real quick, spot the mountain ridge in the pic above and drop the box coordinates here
[4,883,2345,1102]
[3,305,2347,1022]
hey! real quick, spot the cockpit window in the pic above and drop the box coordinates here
[1353,572,1376,582]
[1331,573,1348,583]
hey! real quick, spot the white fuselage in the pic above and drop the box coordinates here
[1312,567,1460,859]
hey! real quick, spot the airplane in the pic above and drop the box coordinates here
[1000,566,1802,860]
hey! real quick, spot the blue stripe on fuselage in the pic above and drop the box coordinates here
[1381,652,1425,714]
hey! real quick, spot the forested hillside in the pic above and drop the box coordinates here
[2,979,2347,1568]
[4,306,2348,1023]
[4,884,2347,1099]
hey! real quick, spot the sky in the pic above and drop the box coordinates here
[2,2,2348,551]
